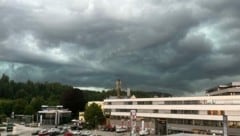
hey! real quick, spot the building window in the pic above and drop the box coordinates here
[165,100,201,105]
[165,101,183,105]
[207,110,224,115]
[183,100,200,104]
[115,109,132,112]
[124,102,132,105]
[145,101,152,105]
[137,101,152,105]
[229,121,240,128]
[171,110,198,114]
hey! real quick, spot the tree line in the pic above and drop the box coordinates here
[0,74,85,121]
[0,74,171,123]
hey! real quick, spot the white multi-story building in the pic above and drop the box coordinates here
[103,82,240,135]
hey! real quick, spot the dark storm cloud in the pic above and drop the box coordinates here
[1,0,240,96]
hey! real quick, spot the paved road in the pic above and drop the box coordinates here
[0,124,156,136]
[0,124,40,136]
[0,124,126,136]
[92,130,131,136]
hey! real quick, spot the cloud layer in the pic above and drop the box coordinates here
[1,0,240,95]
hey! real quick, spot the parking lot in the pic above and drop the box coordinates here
[0,124,133,136]
[0,124,40,136]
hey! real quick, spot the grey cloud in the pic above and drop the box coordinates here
[1,0,240,96]
[200,0,240,17]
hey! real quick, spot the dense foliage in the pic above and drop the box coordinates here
[84,103,105,129]
[0,74,83,120]
[0,74,172,122]
[82,89,171,101]
[60,88,86,117]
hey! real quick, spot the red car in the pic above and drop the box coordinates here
[64,131,73,136]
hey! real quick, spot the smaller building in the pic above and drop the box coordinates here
[206,82,240,96]
[79,112,85,122]
[38,105,71,126]
[14,114,33,124]
[87,101,104,109]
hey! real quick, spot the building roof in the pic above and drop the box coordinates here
[104,95,240,102]
[205,82,240,94]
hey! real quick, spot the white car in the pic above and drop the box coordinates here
[139,129,149,136]
[71,130,81,135]
[115,126,128,133]
[81,130,92,136]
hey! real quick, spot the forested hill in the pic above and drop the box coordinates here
[82,89,172,101]
[0,74,171,119]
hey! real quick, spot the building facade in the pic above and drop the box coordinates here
[38,105,71,126]
[103,82,240,135]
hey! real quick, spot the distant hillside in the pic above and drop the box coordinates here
[81,89,172,101]
[0,74,171,119]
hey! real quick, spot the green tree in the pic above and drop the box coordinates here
[24,104,34,115]
[60,89,86,118]
[47,94,59,106]
[0,114,7,123]
[84,103,105,129]
[30,97,45,113]
[0,101,14,116]
[13,99,28,114]
[15,89,28,99]
[0,74,10,98]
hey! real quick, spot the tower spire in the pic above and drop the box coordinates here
[115,79,121,98]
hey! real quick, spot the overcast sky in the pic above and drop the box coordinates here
[1,0,240,96]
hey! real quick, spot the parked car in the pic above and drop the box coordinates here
[64,131,73,136]
[48,128,61,136]
[32,130,40,135]
[139,129,149,136]
[38,129,49,136]
[6,123,13,132]
[59,127,69,134]
[115,126,128,133]
[81,130,92,136]
[102,125,115,131]
[0,124,6,132]
[70,124,82,130]
[70,130,81,135]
